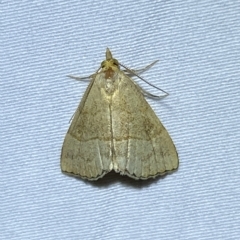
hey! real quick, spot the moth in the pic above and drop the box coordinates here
[61,48,178,180]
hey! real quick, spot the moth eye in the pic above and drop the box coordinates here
[113,60,119,66]
[101,61,106,68]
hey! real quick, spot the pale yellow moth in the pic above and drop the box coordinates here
[61,48,178,180]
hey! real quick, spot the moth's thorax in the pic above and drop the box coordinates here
[100,57,120,95]
[105,74,118,94]
[104,67,115,79]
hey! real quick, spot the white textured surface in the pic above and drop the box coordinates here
[1,1,240,239]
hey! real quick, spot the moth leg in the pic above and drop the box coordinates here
[130,78,168,99]
[67,74,95,82]
[123,60,159,76]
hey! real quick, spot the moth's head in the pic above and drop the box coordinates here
[100,48,120,72]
